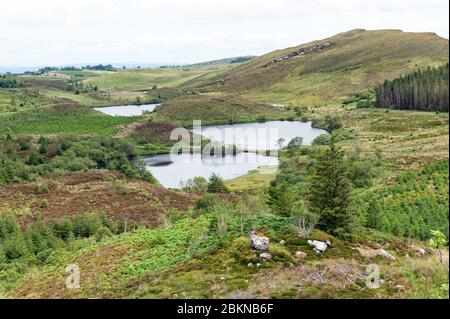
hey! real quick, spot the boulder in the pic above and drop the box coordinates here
[411,246,426,256]
[307,240,328,253]
[259,253,272,261]
[294,251,307,260]
[377,249,396,261]
[250,231,269,251]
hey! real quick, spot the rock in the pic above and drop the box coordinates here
[256,263,261,268]
[247,263,254,268]
[259,253,272,261]
[279,240,286,245]
[307,240,328,253]
[220,276,225,281]
[288,263,295,268]
[250,231,269,251]
[411,246,426,256]
[294,251,307,260]
[377,249,396,261]
[326,240,331,246]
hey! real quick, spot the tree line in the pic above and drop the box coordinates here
[375,63,449,112]
[0,75,24,88]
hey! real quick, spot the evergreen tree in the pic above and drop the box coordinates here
[207,173,229,193]
[309,140,353,236]
[267,183,296,216]
[366,196,383,231]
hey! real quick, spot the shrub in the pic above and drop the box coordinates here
[312,134,331,146]
[95,226,113,242]
[194,194,218,217]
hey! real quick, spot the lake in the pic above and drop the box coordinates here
[200,120,327,150]
[143,121,328,188]
[94,104,159,116]
[143,153,279,189]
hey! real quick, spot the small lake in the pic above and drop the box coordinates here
[143,153,279,189]
[94,104,159,116]
[143,121,328,188]
[200,120,327,150]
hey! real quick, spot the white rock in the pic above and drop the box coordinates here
[250,232,270,251]
[307,240,328,253]
[377,249,396,261]
[247,263,254,268]
[259,253,272,261]
[256,263,261,268]
[411,246,426,256]
[279,240,286,245]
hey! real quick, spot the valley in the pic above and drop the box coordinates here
[0,29,448,300]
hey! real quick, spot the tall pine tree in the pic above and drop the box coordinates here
[309,140,353,236]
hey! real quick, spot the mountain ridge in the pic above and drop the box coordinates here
[192,29,449,106]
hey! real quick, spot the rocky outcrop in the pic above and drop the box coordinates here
[377,249,396,261]
[250,232,269,251]
[263,42,332,67]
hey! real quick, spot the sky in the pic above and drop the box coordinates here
[0,0,448,67]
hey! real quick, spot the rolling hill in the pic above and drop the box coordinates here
[195,29,449,106]
[187,56,257,69]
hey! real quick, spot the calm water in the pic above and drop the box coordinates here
[143,153,278,189]
[143,121,328,188]
[94,104,159,116]
[200,120,327,150]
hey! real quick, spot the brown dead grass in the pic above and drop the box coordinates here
[0,170,195,228]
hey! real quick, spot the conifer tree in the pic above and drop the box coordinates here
[207,173,229,193]
[309,140,353,236]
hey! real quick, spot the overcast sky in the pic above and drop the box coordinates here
[0,0,448,67]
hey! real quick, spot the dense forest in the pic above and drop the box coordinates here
[375,63,449,112]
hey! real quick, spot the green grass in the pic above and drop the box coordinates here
[0,88,50,113]
[39,89,117,107]
[55,70,113,78]
[226,166,277,191]
[83,68,224,92]
[0,105,139,136]
[153,93,292,126]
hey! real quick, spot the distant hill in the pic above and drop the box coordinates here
[195,29,449,106]
[188,56,257,69]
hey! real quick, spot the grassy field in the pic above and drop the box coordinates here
[153,93,292,126]
[225,166,277,191]
[328,107,449,171]
[83,68,226,92]
[0,88,52,113]
[0,104,139,136]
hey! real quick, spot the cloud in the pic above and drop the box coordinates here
[0,0,448,66]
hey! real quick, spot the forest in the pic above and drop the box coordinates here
[375,63,449,112]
